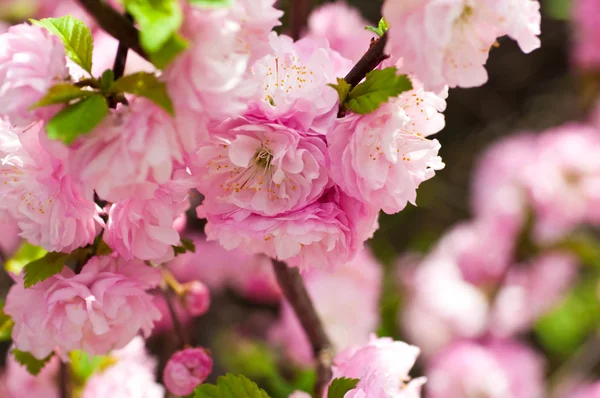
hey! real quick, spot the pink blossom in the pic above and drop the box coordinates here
[0,352,59,398]
[105,177,190,263]
[201,187,379,271]
[490,252,578,337]
[0,122,100,252]
[70,99,186,203]
[331,335,426,398]
[400,246,489,357]
[0,23,68,125]
[0,218,21,257]
[568,382,600,398]
[383,0,541,91]
[168,235,281,303]
[82,336,164,398]
[163,347,213,396]
[151,293,192,335]
[248,33,351,135]
[270,249,382,365]
[288,392,311,398]
[182,280,211,317]
[427,339,545,398]
[572,0,600,70]
[306,2,377,63]
[4,255,161,359]
[194,117,329,217]
[328,93,445,214]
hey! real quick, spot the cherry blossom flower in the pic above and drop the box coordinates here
[567,381,600,398]
[163,347,213,396]
[0,352,59,398]
[0,218,21,257]
[4,255,161,359]
[572,0,600,70]
[181,281,211,317]
[383,0,542,91]
[0,23,68,125]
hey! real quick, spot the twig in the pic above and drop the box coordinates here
[111,13,133,80]
[289,0,312,41]
[163,286,190,347]
[76,0,147,61]
[59,361,70,398]
[272,260,333,397]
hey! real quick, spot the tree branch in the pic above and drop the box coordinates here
[163,286,190,348]
[112,13,133,80]
[272,260,333,397]
[76,0,148,61]
[59,361,70,398]
[344,32,389,88]
[289,0,312,41]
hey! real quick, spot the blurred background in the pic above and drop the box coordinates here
[1,0,600,397]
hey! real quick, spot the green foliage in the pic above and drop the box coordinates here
[346,68,412,114]
[190,0,235,7]
[551,233,600,268]
[45,94,109,144]
[328,377,360,398]
[544,0,571,20]
[32,16,94,74]
[124,0,182,53]
[0,301,14,342]
[112,72,174,114]
[328,78,352,105]
[30,84,94,108]
[23,252,69,288]
[194,374,271,398]
[365,18,389,37]
[70,351,117,384]
[100,70,115,93]
[148,33,188,69]
[5,242,48,275]
[12,350,54,376]
[535,278,600,357]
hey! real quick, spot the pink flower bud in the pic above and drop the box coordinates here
[163,347,213,396]
[183,281,211,317]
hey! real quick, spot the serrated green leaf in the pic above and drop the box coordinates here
[328,377,360,398]
[125,0,182,53]
[0,300,13,342]
[32,16,93,74]
[12,350,54,375]
[112,72,174,115]
[194,374,271,398]
[100,70,115,93]
[23,252,69,288]
[365,18,389,37]
[181,238,196,253]
[30,84,94,109]
[190,0,235,7]
[328,78,352,104]
[346,67,412,115]
[5,242,47,275]
[148,33,188,69]
[45,94,109,144]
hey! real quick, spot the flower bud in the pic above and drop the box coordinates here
[163,347,213,396]
[182,281,211,317]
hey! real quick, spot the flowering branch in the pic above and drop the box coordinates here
[344,32,389,88]
[272,260,333,397]
[76,0,148,61]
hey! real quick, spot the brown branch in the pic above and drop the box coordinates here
[163,286,190,348]
[344,32,389,87]
[59,361,70,398]
[76,0,148,61]
[272,260,333,397]
[289,0,312,41]
[112,13,133,80]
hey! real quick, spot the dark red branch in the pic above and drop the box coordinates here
[289,0,312,41]
[272,260,333,397]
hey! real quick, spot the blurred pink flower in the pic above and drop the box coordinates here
[331,335,426,398]
[82,336,164,398]
[306,2,377,63]
[90,31,155,77]
[427,339,545,398]
[182,280,211,317]
[194,117,329,217]
[270,249,382,365]
[572,0,600,70]
[0,24,68,125]
[151,293,192,336]
[0,218,21,257]
[163,347,213,396]
[0,352,59,398]
[568,381,600,398]
[4,255,161,359]
[0,122,100,252]
[490,252,578,337]
[328,90,445,215]
[288,392,311,398]
[70,99,186,203]
[248,33,351,135]
[383,0,541,91]
[202,187,378,271]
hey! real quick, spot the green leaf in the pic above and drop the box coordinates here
[23,252,69,288]
[12,350,54,376]
[328,377,360,398]
[190,0,235,7]
[365,18,389,37]
[45,94,109,144]
[112,72,174,115]
[0,301,14,342]
[32,16,94,74]
[181,238,196,253]
[346,67,412,115]
[95,238,114,256]
[544,0,571,20]
[30,83,95,109]
[148,33,188,69]
[5,242,48,275]
[70,351,117,385]
[328,78,352,105]
[550,233,600,267]
[125,0,182,53]
[194,374,271,398]
[100,70,115,93]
